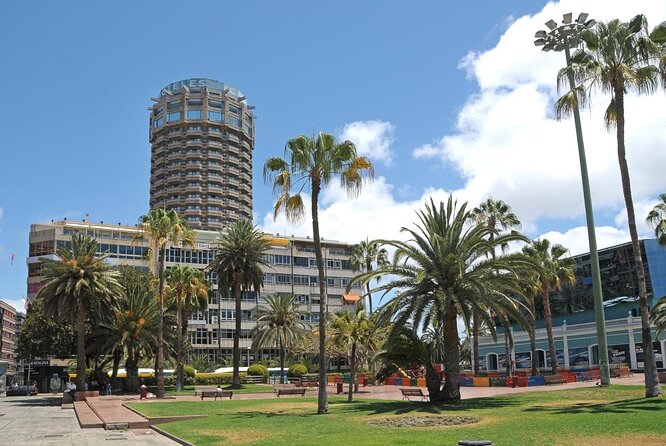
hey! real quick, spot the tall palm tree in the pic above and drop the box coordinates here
[165,265,208,391]
[137,208,194,398]
[557,14,665,397]
[470,198,522,377]
[250,294,309,381]
[264,132,374,413]
[647,193,666,246]
[349,238,389,314]
[521,239,575,375]
[357,197,529,402]
[37,234,123,391]
[208,218,270,387]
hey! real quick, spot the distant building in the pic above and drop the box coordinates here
[27,219,362,364]
[0,300,17,384]
[477,239,666,371]
[149,78,254,231]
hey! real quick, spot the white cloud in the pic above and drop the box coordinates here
[2,297,26,313]
[340,120,395,166]
[260,1,666,264]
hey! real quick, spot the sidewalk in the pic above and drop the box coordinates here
[0,395,177,446]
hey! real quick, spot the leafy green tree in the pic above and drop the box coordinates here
[15,300,76,362]
[557,14,665,397]
[521,239,575,374]
[349,239,389,314]
[165,265,208,391]
[470,198,522,377]
[264,132,374,414]
[250,294,308,381]
[137,208,194,398]
[36,234,123,391]
[208,218,270,387]
[358,197,528,402]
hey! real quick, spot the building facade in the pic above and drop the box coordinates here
[0,300,17,384]
[149,78,254,231]
[27,220,362,364]
[477,239,666,372]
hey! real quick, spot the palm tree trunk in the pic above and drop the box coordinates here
[472,309,480,376]
[528,298,538,376]
[441,306,461,402]
[541,285,558,374]
[348,341,356,403]
[365,260,373,314]
[232,277,242,386]
[614,87,661,397]
[425,363,442,402]
[176,297,184,391]
[279,336,285,383]
[312,181,328,414]
[126,350,139,392]
[111,347,121,389]
[156,247,166,398]
[76,304,87,392]
[501,316,513,377]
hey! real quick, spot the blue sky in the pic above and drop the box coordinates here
[1,0,665,310]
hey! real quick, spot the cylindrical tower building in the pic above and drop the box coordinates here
[149,78,254,231]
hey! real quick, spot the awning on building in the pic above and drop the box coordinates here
[343,294,361,303]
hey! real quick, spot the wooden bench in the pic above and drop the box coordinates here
[544,375,566,385]
[244,375,266,384]
[400,388,429,402]
[200,389,233,400]
[274,386,307,398]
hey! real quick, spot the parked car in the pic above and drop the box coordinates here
[5,385,38,396]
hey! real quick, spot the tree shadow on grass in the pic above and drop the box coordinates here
[329,396,520,416]
[523,397,665,415]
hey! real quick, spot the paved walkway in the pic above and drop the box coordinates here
[0,395,177,446]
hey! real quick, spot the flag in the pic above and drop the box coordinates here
[10,252,15,266]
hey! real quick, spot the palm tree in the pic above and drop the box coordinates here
[557,14,665,397]
[647,193,666,246]
[208,218,270,387]
[250,294,309,381]
[264,132,374,413]
[37,234,123,391]
[137,208,194,398]
[521,239,575,375]
[652,297,666,336]
[165,265,208,391]
[357,197,529,402]
[330,306,376,402]
[470,198,522,377]
[349,238,389,314]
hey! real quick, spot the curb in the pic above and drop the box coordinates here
[151,425,195,446]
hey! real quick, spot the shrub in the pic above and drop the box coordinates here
[193,372,257,385]
[183,365,196,385]
[247,364,268,380]
[288,364,308,377]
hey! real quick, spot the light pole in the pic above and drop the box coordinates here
[534,12,611,386]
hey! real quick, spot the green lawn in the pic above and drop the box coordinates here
[128,386,665,446]
[165,384,275,396]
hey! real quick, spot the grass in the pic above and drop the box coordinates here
[165,384,275,396]
[127,385,666,446]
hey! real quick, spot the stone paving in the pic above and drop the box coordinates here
[0,395,178,446]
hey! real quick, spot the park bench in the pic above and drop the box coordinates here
[299,375,319,387]
[274,385,307,398]
[244,375,266,384]
[544,375,566,385]
[199,389,233,400]
[400,388,429,402]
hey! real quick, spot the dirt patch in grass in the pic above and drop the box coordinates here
[555,434,666,446]
[367,415,479,428]
[195,428,267,445]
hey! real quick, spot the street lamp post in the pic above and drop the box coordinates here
[534,12,611,386]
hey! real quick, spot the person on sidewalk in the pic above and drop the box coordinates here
[139,384,148,400]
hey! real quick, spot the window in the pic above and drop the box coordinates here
[293,256,309,267]
[154,117,163,128]
[153,107,163,116]
[208,111,224,122]
[208,100,223,109]
[293,275,309,286]
[276,274,291,284]
[167,101,180,111]
[209,126,221,133]
[167,112,180,122]
[229,105,240,115]
[187,99,203,106]
[326,259,342,269]
[187,110,202,119]
[295,294,310,304]
[228,116,241,127]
